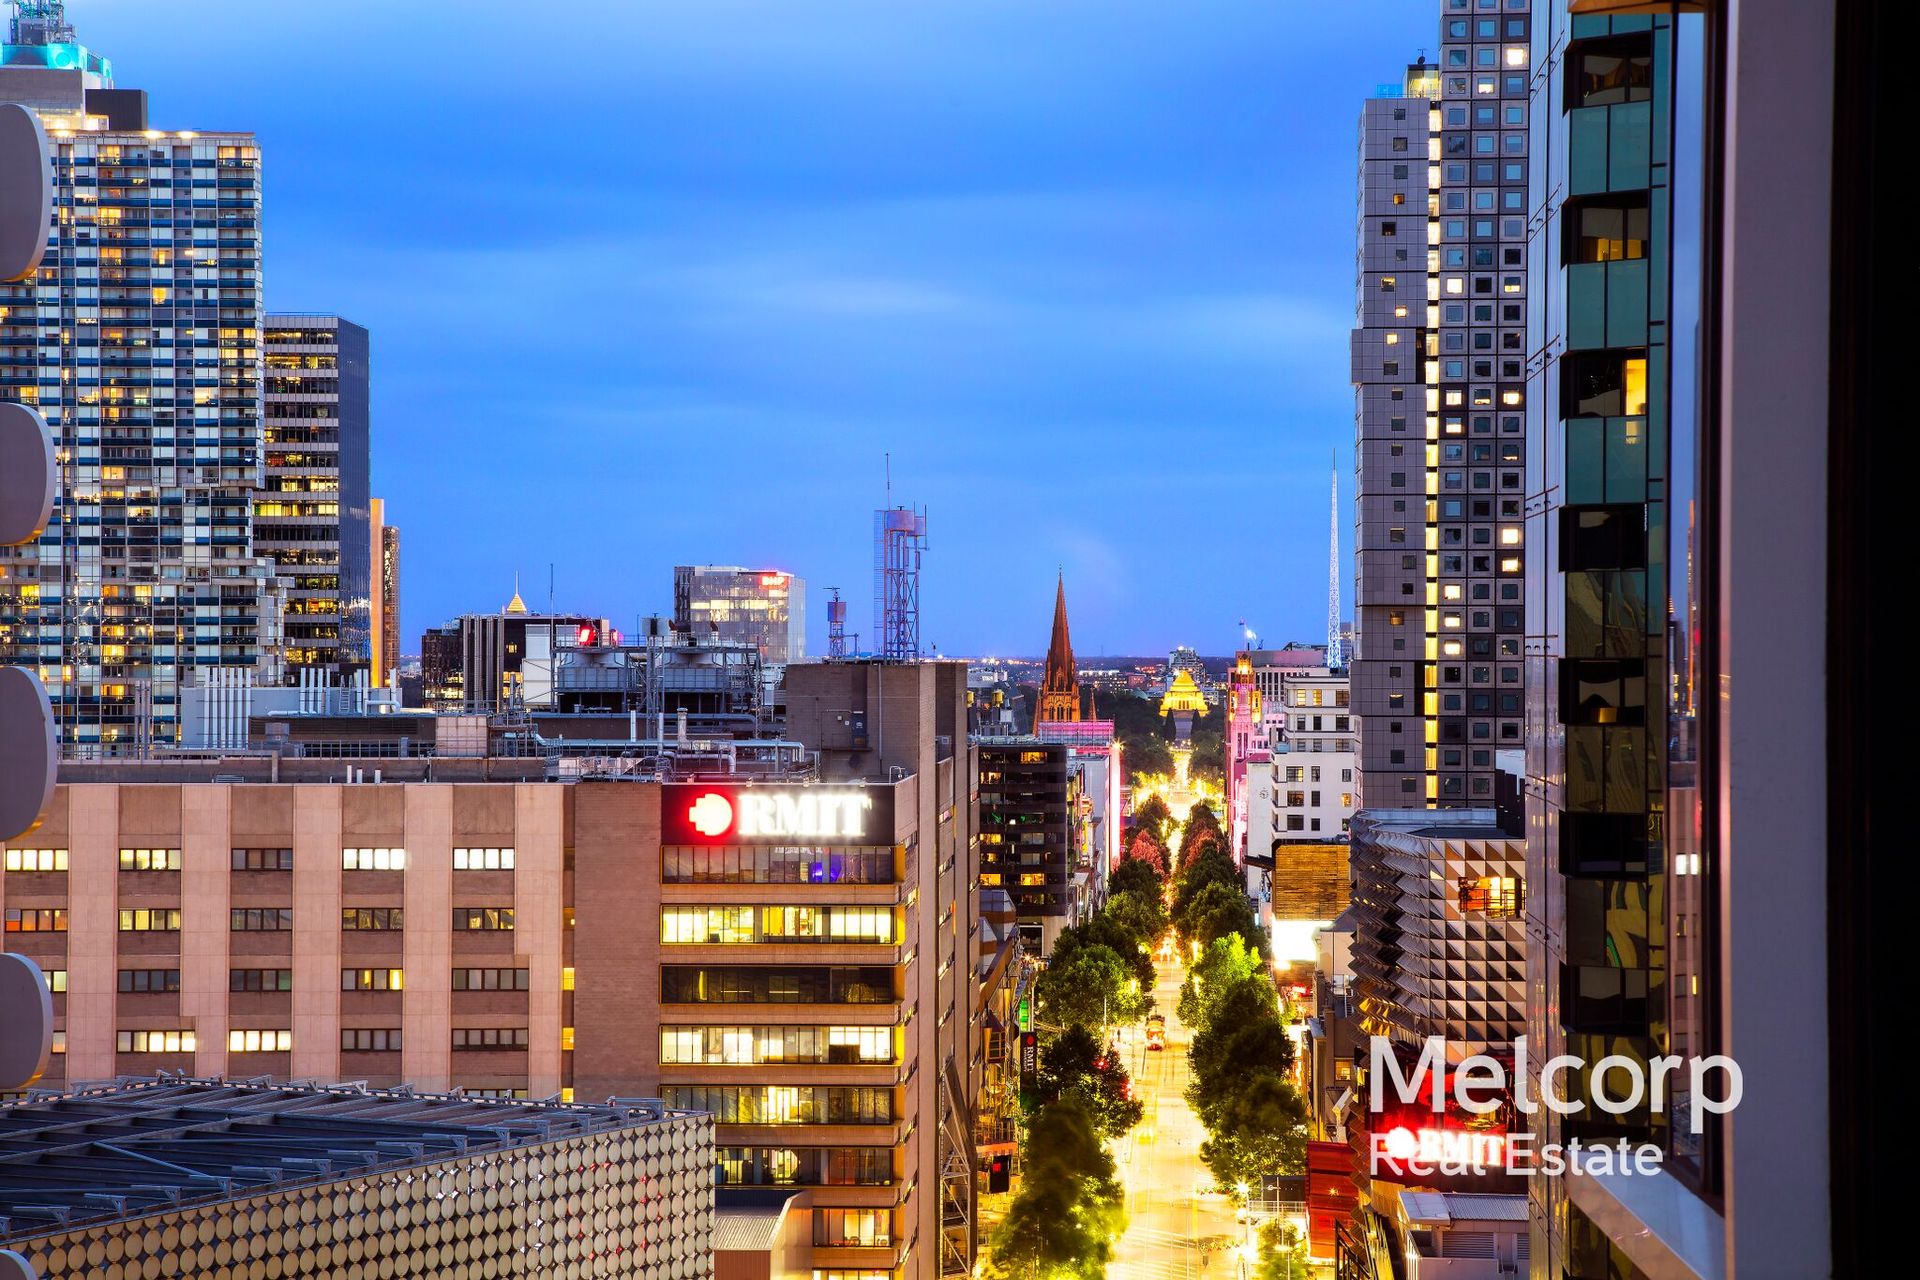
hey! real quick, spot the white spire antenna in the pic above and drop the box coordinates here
[1327,454,1345,671]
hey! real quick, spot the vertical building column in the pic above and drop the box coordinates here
[516,782,566,1097]
[291,785,344,1081]
[182,786,232,1077]
[402,784,453,1088]
[63,786,119,1082]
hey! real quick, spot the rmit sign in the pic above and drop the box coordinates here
[662,784,893,845]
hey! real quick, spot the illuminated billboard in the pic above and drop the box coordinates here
[660,784,895,845]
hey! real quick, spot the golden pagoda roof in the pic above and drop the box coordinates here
[1159,668,1209,716]
[504,575,529,615]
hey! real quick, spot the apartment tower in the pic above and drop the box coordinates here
[1353,0,1532,811]
[0,6,285,754]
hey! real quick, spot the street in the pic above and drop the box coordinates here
[1108,954,1243,1279]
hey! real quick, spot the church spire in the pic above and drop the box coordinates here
[1035,572,1082,728]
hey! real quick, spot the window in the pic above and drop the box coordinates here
[343,847,405,871]
[816,1209,893,1248]
[1561,659,1647,726]
[664,1085,892,1126]
[453,967,529,991]
[1568,39,1652,108]
[1568,196,1650,263]
[231,847,293,871]
[231,907,293,931]
[341,907,405,931]
[4,848,66,872]
[343,968,405,991]
[118,968,181,993]
[1564,350,1648,417]
[119,1030,196,1054]
[4,908,66,933]
[663,966,895,1006]
[453,1027,530,1050]
[453,847,515,870]
[228,1029,292,1053]
[1457,875,1522,918]
[453,907,515,931]
[230,968,293,992]
[659,1025,897,1066]
[662,845,895,885]
[120,847,182,872]
[1561,505,1647,571]
[342,1028,402,1052]
[41,969,67,992]
[119,908,181,932]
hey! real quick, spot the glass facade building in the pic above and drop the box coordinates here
[261,314,371,680]
[673,563,805,664]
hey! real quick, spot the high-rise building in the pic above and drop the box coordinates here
[261,315,371,681]
[672,564,805,664]
[1519,2,1886,1276]
[1353,3,1532,811]
[976,738,1075,956]
[1,8,285,754]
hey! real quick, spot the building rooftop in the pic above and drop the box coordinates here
[0,1078,698,1239]
[1399,1191,1530,1225]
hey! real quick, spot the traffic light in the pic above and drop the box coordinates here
[987,1155,1010,1194]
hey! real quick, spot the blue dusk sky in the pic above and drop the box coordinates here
[85,0,1436,657]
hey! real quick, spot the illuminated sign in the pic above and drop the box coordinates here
[759,572,789,589]
[661,784,892,845]
[1379,1126,1506,1169]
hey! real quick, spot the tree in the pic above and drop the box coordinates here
[1254,1214,1311,1280]
[1037,942,1148,1033]
[1103,888,1167,955]
[1177,934,1267,1031]
[1191,1009,1296,1128]
[1123,829,1167,878]
[1172,843,1239,925]
[1132,794,1173,839]
[1179,880,1263,952]
[1110,853,1165,903]
[1181,801,1222,850]
[1196,1070,1309,1188]
[1053,912,1154,993]
[987,1098,1125,1280]
[1036,1025,1144,1139]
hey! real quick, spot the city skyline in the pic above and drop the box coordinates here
[74,0,1434,655]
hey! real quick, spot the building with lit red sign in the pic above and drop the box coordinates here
[674,565,807,665]
[4,657,980,1279]
[417,587,605,712]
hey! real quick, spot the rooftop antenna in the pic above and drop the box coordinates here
[1327,452,1346,671]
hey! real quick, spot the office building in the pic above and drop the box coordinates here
[673,565,806,665]
[975,738,1074,957]
[0,1078,714,1277]
[1347,804,1524,1058]
[1,5,287,755]
[2,658,980,1278]
[260,314,371,681]
[1517,2,1888,1277]
[421,590,601,712]
[1352,6,1532,811]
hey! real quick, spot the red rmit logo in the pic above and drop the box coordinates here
[688,792,734,837]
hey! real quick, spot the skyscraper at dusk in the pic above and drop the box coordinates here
[1,4,284,753]
[1352,0,1532,811]
[261,314,371,681]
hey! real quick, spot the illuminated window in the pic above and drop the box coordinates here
[342,968,404,991]
[119,908,181,932]
[119,847,181,871]
[4,848,67,872]
[452,907,515,931]
[453,846,515,870]
[228,1029,293,1053]
[119,1029,196,1054]
[343,847,405,871]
